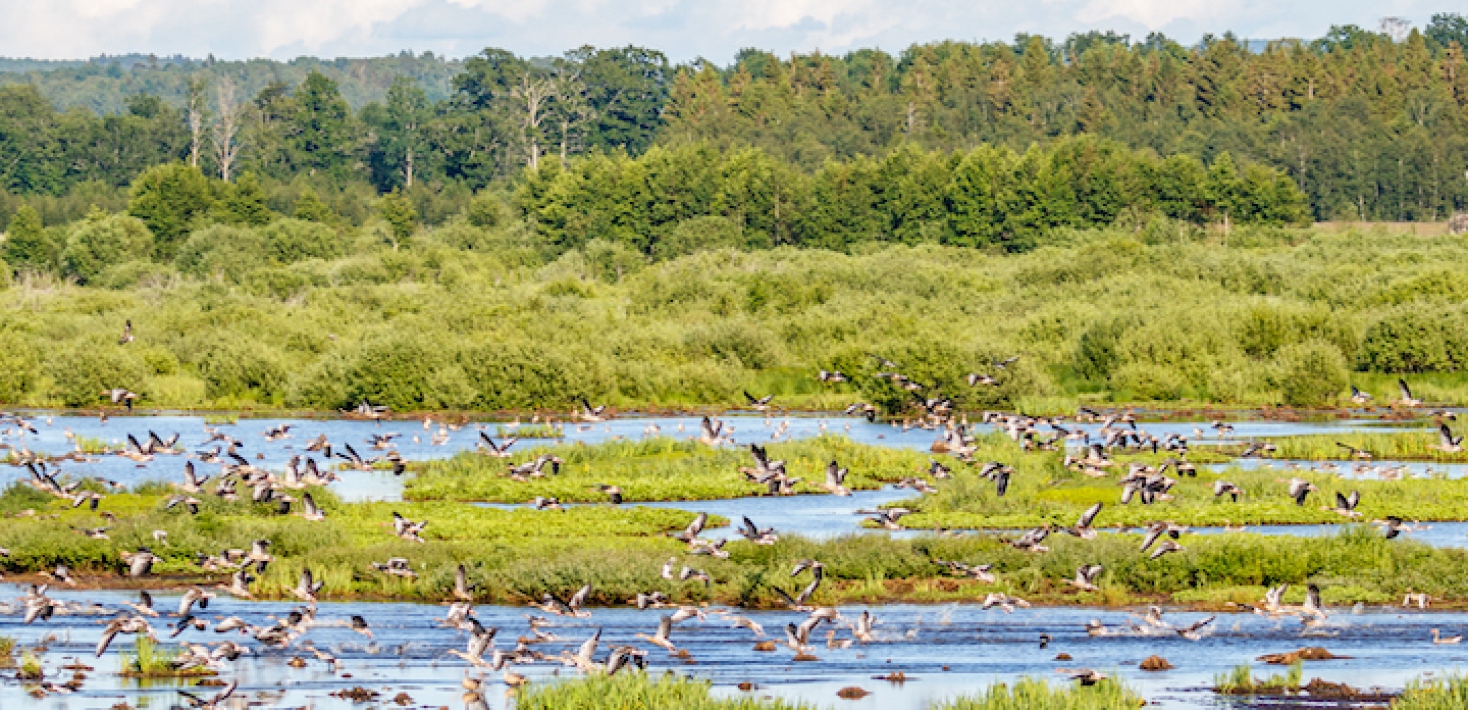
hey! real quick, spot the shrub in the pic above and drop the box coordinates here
[61,212,155,283]
[43,339,150,407]
[126,163,214,258]
[1358,310,1468,373]
[2,204,54,271]
[1274,339,1348,405]
[174,224,271,280]
[193,334,289,401]
[259,218,343,263]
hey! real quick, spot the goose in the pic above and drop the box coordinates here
[738,516,778,544]
[699,416,727,445]
[299,492,326,522]
[849,610,876,643]
[1382,516,1411,539]
[1069,669,1108,687]
[858,507,910,531]
[636,615,678,652]
[102,388,139,411]
[606,645,647,675]
[993,355,1020,370]
[219,568,254,599]
[935,560,996,584]
[96,615,156,656]
[392,512,428,543]
[688,538,730,558]
[981,592,1031,613]
[822,460,851,496]
[1213,480,1244,502]
[45,563,78,587]
[538,584,592,617]
[577,399,608,422]
[977,461,1014,496]
[478,433,517,457]
[170,614,208,637]
[1175,614,1216,641]
[966,372,998,386]
[1149,540,1186,560]
[1007,525,1051,552]
[1063,503,1103,539]
[817,369,848,383]
[581,483,623,505]
[1335,442,1373,460]
[1350,386,1373,405]
[1287,478,1319,506]
[179,587,213,615]
[843,402,878,422]
[1404,591,1431,609]
[718,611,765,637]
[632,591,669,609]
[1432,629,1462,644]
[291,568,325,603]
[531,496,564,511]
[1066,564,1104,592]
[660,557,677,580]
[263,425,292,441]
[561,628,602,670]
[245,539,274,571]
[119,319,135,344]
[175,461,211,495]
[773,576,821,611]
[1436,423,1463,453]
[179,680,237,709]
[121,548,160,577]
[1398,379,1422,407]
[1327,490,1362,518]
[452,564,476,601]
[671,512,708,543]
[927,458,952,479]
[680,566,712,587]
[370,557,418,579]
[122,590,159,617]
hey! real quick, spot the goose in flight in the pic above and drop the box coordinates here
[1398,379,1422,407]
[119,320,135,344]
[593,484,623,504]
[1063,503,1103,539]
[102,388,138,411]
[122,549,160,578]
[1436,423,1463,453]
[1213,480,1244,502]
[1149,540,1185,560]
[843,402,878,422]
[679,566,712,587]
[743,391,774,411]
[179,681,237,709]
[699,416,728,446]
[370,557,418,579]
[738,516,778,544]
[1066,564,1104,592]
[636,615,678,652]
[858,507,910,531]
[1335,442,1373,460]
[291,568,325,603]
[1326,490,1361,518]
[452,564,476,601]
[1007,526,1050,552]
[1175,615,1216,641]
[392,512,428,543]
[773,576,822,612]
[671,512,708,543]
[966,372,998,387]
[578,399,609,422]
[981,592,1031,613]
[300,492,326,522]
[935,560,996,584]
[478,433,517,457]
[1288,478,1319,506]
[537,584,592,618]
[817,370,848,383]
[1350,386,1373,405]
[96,615,156,657]
[821,460,850,496]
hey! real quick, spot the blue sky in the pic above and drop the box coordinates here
[0,0,1453,62]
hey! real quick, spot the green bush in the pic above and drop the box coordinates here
[192,334,289,401]
[174,224,271,280]
[1274,339,1349,405]
[61,212,155,283]
[259,218,343,263]
[43,339,150,407]
[1358,309,1468,373]
[126,163,214,258]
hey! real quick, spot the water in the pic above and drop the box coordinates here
[1,588,1463,709]
[1,411,1466,708]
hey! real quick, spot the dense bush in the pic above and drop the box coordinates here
[61,212,154,283]
[1274,340,1350,405]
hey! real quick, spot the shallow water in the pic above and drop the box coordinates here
[2,588,1464,710]
[2,412,1466,708]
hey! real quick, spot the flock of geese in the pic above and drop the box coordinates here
[0,338,1462,702]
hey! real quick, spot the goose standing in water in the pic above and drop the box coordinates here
[1431,629,1462,644]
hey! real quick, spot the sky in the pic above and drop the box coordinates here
[0,0,1453,63]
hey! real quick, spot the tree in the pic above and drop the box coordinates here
[214,172,273,226]
[126,163,215,258]
[291,72,355,175]
[378,189,418,243]
[186,76,208,168]
[2,204,51,270]
[293,186,337,224]
[365,77,431,190]
[574,46,669,154]
[211,76,244,181]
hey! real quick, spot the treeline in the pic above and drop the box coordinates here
[0,16,1467,233]
[516,138,1307,254]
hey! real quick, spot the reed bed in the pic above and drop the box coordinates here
[1265,431,1468,462]
[119,636,215,678]
[1395,674,1468,709]
[932,676,1143,710]
[406,435,932,502]
[1212,662,1303,695]
[516,673,819,710]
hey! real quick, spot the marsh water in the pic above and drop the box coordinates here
[0,411,1464,708]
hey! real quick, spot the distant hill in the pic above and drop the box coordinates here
[0,52,463,113]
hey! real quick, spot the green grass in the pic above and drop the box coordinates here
[1262,430,1468,462]
[932,676,1143,710]
[1213,662,1303,695]
[17,650,42,679]
[516,672,819,710]
[119,636,215,678]
[499,423,563,439]
[1395,674,1468,709]
[407,435,932,502]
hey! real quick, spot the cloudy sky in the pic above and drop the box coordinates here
[0,0,1452,62]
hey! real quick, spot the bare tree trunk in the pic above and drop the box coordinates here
[187,77,208,168]
[513,74,557,170]
[405,148,414,188]
[210,77,242,182]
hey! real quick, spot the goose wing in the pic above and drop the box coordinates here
[1077,502,1102,528]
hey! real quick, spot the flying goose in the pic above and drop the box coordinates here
[122,590,158,617]
[935,560,996,584]
[1398,379,1422,407]
[743,391,775,411]
[179,587,213,616]
[1288,478,1319,506]
[981,592,1031,613]
[843,402,878,422]
[822,460,850,496]
[118,319,135,344]
[1335,442,1372,460]
[1149,540,1186,560]
[818,370,848,383]
[1063,503,1103,539]
[1066,564,1104,592]
[1007,526,1051,552]
[122,548,160,578]
[679,565,712,587]
[606,645,648,675]
[594,484,623,504]
[1436,423,1463,453]
[698,416,727,445]
[1327,490,1361,518]
[292,568,325,603]
[96,615,156,657]
[671,512,708,543]
[858,507,910,531]
[578,399,608,422]
[537,584,592,618]
[370,557,418,579]
[1175,615,1216,641]
[966,373,998,387]
[1213,480,1244,502]
[102,388,139,411]
[1350,386,1373,405]
[636,615,678,652]
[738,516,778,544]
[993,356,1020,370]
[392,512,428,543]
